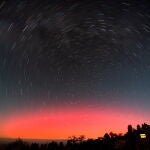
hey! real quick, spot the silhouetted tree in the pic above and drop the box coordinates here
[2,123,150,150]
[30,143,39,150]
[47,142,58,150]
[6,139,29,150]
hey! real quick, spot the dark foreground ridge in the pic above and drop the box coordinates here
[0,123,150,150]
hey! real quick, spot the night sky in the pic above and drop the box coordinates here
[0,0,150,139]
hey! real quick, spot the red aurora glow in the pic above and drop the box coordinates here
[1,105,148,139]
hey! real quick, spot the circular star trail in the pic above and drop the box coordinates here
[0,0,150,139]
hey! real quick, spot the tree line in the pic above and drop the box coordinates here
[1,123,150,150]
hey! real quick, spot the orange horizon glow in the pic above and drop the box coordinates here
[1,105,149,139]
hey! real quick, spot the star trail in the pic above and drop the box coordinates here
[0,0,150,139]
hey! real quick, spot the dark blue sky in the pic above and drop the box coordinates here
[0,0,150,138]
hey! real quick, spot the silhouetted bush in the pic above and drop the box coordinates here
[1,123,150,150]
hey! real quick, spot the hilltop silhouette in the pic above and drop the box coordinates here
[0,123,150,150]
